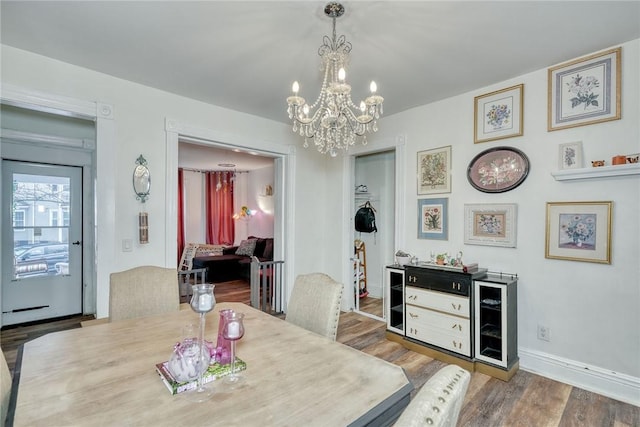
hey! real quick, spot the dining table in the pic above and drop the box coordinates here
[9,302,413,426]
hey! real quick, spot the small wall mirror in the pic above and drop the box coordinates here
[133,155,150,203]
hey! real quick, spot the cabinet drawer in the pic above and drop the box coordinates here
[406,305,470,338]
[406,286,469,317]
[406,318,471,356]
[405,267,470,296]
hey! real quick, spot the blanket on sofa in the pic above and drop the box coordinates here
[193,236,273,283]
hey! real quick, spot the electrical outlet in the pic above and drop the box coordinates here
[537,325,550,342]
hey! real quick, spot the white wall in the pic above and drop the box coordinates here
[1,45,328,321]
[247,165,275,239]
[182,170,204,244]
[367,40,639,401]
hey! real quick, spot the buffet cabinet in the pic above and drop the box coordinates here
[385,264,518,381]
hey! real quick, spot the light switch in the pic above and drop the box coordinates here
[122,239,133,252]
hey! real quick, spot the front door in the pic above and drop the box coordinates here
[2,160,83,325]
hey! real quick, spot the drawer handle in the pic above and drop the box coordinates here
[451,323,462,331]
[451,303,462,311]
[407,295,416,301]
[451,282,462,291]
[408,312,418,319]
[453,340,462,349]
[410,327,418,334]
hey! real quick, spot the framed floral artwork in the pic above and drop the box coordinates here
[545,201,612,264]
[464,204,517,247]
[467,146,529,193]
[558,141,584,170]
[474,84,524,143]
[548,47,621,131]
[417,146,451,195]
[418,198,448,240]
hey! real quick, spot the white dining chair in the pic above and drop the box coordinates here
[109,266,180,322]
[285,273,343,341]
[393,364,471,427]
[1,349,12,426]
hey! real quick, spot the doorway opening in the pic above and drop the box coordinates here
[352,149,396,321]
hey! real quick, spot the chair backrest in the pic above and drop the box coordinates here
[179,243,199,271]
[393,364,471,427]
[109,266,180,322]
[285,273,343,341]
[1,348,12,426]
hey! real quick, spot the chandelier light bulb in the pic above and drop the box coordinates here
[302,104,310,116]
[292,81,299,94]
[360,101,366,112]
[338,67,346,82]
[370,81,377,93]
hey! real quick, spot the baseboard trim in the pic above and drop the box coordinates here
[519,347,640,406]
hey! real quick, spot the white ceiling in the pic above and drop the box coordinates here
[178,141,275,171]
[2,1,639,168]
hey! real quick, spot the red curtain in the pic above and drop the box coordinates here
[177,168,185,265]
[205,171,235,245]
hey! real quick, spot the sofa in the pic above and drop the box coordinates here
[192,236,274,283]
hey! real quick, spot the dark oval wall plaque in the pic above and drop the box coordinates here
[467,146,530,193]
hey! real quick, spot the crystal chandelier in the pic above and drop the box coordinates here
[286,2,383,157]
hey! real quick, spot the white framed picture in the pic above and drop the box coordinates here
[464,204,517,247]
[558,141,584,170]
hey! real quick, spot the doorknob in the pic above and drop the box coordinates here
[72,241,81,245]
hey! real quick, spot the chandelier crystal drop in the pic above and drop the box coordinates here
[286,2,383,157]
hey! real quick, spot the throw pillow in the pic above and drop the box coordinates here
[235,239,257,256]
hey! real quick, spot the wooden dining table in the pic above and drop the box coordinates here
[10,302,413,426]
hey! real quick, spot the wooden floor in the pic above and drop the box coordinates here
[2,280,638,426]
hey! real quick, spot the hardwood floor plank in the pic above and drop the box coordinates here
[559,386,634,427]
[458,370,534,426]
[502,374,572,427]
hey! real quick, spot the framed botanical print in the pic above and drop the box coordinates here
[474,84,524,143]
[417,146,451,195]
[545,201,612,264]
[548,47,621,131]
[558,141,584,170]
[464,204,517,247]
[418,198,448,240]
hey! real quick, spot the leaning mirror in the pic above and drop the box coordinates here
[133,155,150,203]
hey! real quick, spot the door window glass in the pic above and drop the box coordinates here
[12,173,70,279]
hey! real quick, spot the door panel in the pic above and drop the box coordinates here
[2,160,82,325]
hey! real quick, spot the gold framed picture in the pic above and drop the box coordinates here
[545,201,612,264]
[548,47,621,131]
[474,84,524,143]
[417,146,451,195]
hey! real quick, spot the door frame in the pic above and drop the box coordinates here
[164,118,296,301]
[1,159,84,324]
[340,134,407,313]
[0,84,116,325]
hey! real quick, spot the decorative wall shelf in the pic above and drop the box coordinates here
[552,163,640,181]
